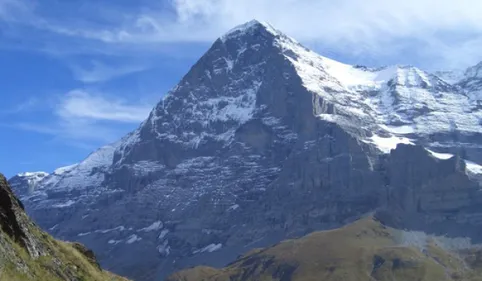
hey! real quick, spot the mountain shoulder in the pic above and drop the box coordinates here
[167,215,482,281]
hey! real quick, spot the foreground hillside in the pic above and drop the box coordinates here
[168,216,482,281]
[0,174,128,281]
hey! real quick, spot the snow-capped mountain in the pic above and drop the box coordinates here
[10,20,482,281]
[9,171,49,195]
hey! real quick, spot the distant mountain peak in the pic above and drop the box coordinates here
[17,171,49,178]
[10,171,49,195]
[464,61,482,78]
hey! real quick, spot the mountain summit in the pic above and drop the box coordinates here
[10,20,482,281]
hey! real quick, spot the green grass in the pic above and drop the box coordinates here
[1,236,129,281]
[0,209,129,281]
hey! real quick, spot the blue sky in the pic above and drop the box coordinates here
[1,0,482,178]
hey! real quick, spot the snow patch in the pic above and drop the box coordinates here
[126,234,142,244]
[198,81,262,124]
[158,229,169,240]
[77,226,126,237]
[426,150,482,174]
[427,149,454,160]
[466,161,482,174]
[227,204,240,211]
[52,200,76,208]
[193,243,223,254]
[367,135,413,153]
[157,240,171,256]
[108,239,123,245]
[138,221,163,232]
[380,125,415,134]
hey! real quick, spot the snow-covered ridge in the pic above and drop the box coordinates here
[269,27,482,146]
[14,172,49,188]
[54,164,78,175]
[464,62,482,79]
[17,171,49,178]
[19,143,119,195]
[435,70,466,84]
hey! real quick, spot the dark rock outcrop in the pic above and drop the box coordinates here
[0,175,28,249]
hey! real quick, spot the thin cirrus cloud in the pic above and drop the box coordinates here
[14,119,125,148]
[57,90,152,123]
[3,0,482,69]
[69,61,148,83]
[53,90,151,145]
[0,97,39,115]
[8,90,152,147]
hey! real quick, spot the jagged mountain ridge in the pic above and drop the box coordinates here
[10,20,482,281]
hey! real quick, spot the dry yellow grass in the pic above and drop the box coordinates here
[0,229,129,281]
[168,217,482,281]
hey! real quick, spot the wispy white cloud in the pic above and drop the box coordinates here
[2,0,482,68]
[57,90,151,122]
[6,89,152,147]
[163,0,482,69]
[69,60,147,83]
[12,120,122,145]
[0,97,39,115]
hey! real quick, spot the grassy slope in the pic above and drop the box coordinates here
[168,217,482,281]
[1,236,129,281]
[0,174,129,281]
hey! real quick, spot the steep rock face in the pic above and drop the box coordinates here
[0,175,30,250]
[377,145,482,240]
[10,20,482,280]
